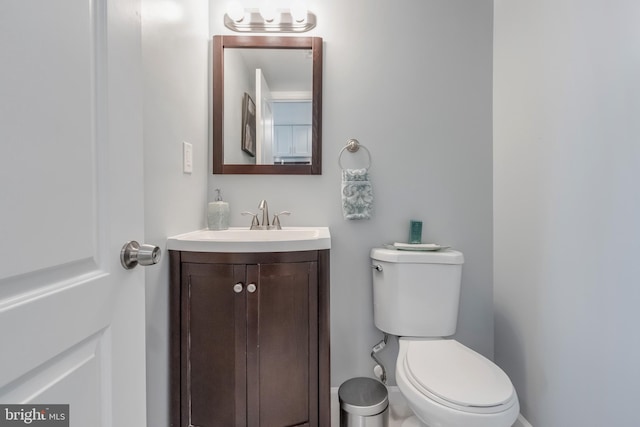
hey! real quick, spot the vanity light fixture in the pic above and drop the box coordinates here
[224,0,316,32]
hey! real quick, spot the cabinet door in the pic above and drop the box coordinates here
[274,125,292,156]
[292,125,312,156]
[246,262,318,427]
[182,263,247,427]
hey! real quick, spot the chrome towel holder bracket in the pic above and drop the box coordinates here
[338,138,372,170]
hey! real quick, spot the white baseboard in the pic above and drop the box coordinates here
[331,386,532,427]
[513,414,533,427]
[330,386,340,426]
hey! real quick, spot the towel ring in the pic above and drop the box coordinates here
[338,139,372,170]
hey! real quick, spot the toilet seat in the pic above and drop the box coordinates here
[402,339,517,415]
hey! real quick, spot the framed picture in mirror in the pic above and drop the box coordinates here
[241,92,256,157]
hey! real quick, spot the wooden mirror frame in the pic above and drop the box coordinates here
[212,35,323,175]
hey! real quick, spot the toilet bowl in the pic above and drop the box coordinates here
[395,338,519,427]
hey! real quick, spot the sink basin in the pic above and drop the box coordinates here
[167,227,331,253]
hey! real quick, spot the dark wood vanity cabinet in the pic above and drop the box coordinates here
[169,250,330,427]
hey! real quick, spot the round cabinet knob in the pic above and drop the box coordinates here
[247,283,257,293]
[233,283,243,293]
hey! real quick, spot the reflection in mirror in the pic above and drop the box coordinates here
[224,48,312,165]
[213,36,323,175]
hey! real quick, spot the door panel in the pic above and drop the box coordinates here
[183,263,247,427]
[250,262,316,427]
[0,0,95,280]
[0,0,146,425]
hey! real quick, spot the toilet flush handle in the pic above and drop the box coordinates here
[371,264,383,272]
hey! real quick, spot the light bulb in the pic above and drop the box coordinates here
[290,1,307,23]
[259,1,277,22]
[226,0,244,22]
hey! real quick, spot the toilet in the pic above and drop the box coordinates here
[370,248,519,427]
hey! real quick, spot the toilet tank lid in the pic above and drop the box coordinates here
[370,248,464,264]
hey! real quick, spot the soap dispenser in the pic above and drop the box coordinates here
[207,189,229,230]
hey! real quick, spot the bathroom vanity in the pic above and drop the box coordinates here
[168,228,330,427]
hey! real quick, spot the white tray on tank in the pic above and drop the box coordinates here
[386,242,451,251]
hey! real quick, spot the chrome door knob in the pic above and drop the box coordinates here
[233,283,244,293]
[247,283,257,293]
[120,241,161,270]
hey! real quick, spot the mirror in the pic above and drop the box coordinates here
[213,35,323,174]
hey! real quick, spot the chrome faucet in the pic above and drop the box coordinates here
[258,200,270,228]
[242,200,290,230]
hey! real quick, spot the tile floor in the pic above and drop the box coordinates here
[332,387,524,427]
[387,402,417,426]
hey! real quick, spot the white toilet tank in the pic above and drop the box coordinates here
[370,248,464,337]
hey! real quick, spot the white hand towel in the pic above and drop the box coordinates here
[341,168,373,220]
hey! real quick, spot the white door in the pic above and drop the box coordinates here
[0,1,147,426]
[255,69,274,164]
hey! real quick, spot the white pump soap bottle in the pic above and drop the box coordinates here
[207,189,230,230]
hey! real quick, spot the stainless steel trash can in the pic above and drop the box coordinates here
[339,377,389,427]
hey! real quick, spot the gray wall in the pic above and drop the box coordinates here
[494,0,640,425]
[209,0,495,387]
[141,1,209,426]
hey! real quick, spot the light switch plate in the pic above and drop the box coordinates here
[183,142,193,173]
